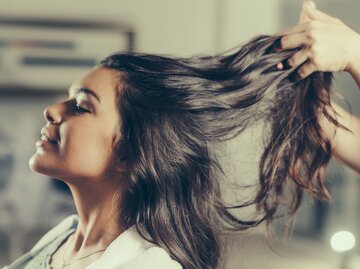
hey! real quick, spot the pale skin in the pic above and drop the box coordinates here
[29,66,128,268]
[275,0,360,176]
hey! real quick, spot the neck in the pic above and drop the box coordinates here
[65,174,126,254]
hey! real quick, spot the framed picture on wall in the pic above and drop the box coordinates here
[0,16,135,92]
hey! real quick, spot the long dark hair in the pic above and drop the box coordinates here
[99,33,350,269]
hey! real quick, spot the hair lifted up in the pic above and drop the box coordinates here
[99,33,348,269]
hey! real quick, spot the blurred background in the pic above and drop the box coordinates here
[0,0,359,268]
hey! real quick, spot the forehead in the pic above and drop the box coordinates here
[70,66,120,100]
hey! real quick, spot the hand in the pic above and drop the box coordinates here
[275,0,360,80]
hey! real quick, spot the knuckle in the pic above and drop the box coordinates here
[312,58,321,69]
[280,36,287,48]
[305,31,318,43]
[308,28,318,41]
[305,32,314,42]
[309,45,318,56]
[298,68,306,78]
[287,58,294,67]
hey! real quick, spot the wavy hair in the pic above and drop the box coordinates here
[98,33,349,269]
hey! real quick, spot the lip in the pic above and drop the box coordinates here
[40,127,59,145]
[35,139,58,147]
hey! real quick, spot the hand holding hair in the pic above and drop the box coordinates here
[276,2,360,182]
[276,0,360,80]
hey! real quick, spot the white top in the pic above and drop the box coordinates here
[2,214,183,269]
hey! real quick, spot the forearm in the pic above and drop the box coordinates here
[320,49,360,168]
[319,100,360,175]
[349,63,360,88]
[348,48,360,88]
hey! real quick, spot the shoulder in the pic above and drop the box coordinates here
[87,224,182,269]
[30,214,78,252]
[125,245,183,269]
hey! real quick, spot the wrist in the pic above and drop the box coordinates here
[347,56,360,75]
[346,36,360,74]
[346,51,360,89]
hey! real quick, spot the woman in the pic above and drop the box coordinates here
[3,1,360,269]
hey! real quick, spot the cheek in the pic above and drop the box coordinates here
[60,126,114,177]
[29,108,120,181]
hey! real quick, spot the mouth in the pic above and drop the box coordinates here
[40,128,59,145]
[40,134,59,145]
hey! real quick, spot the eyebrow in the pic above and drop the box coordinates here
[69,87,101,104]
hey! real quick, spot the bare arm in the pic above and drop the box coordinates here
[319,62,360,175]
[274,0,360,175]
[348,59,360,88]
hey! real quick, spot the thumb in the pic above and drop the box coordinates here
[307,0,316,9]
[298,0,315,24]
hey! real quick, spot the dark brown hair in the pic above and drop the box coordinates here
[99,33,350,269]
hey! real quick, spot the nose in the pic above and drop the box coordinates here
[43,103,63,124]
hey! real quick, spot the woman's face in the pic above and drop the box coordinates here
[29,66,122,182]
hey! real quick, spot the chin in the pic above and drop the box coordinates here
[28,153,58,178]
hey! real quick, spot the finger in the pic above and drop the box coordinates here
[277,49,309,70]
[287,49,309,68]
[305,0,316,9]
[279,32,308,50]
[297,60,317,79]
[274,23,308,37]
[298,0,314,24]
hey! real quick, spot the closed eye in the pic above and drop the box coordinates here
[74,104,90,114]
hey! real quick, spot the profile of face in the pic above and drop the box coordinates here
[29,66,123,183]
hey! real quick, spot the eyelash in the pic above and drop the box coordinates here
[74,104,90,114]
